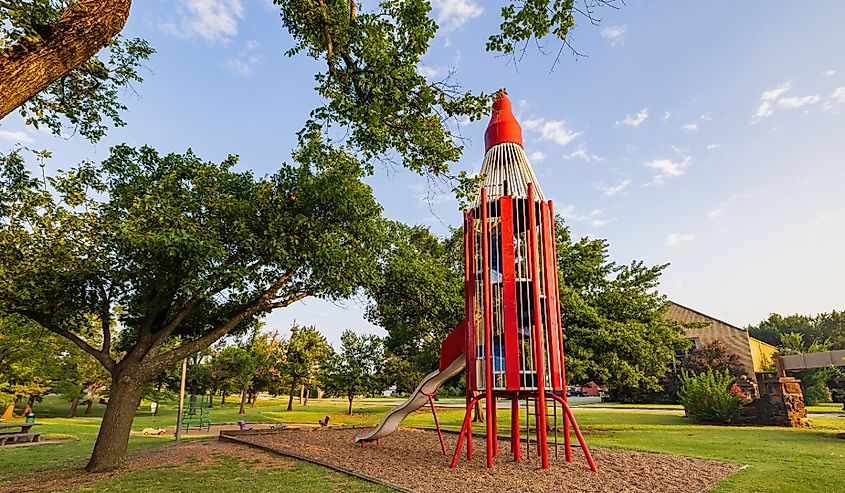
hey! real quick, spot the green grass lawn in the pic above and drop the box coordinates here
[1,395,843,492]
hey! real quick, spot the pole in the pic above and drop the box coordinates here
[175,358,187,441]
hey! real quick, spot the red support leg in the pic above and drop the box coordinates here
[423,391,447,455]
[451,395,484,469]
[511,397,521,461]
[467,410,473,461]
[564,401,572,463]
[549,394,598,473]
[492,396,499,457]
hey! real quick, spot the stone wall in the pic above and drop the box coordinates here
[747,375,809,427]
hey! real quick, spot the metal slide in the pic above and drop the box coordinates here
[354,354,466,443]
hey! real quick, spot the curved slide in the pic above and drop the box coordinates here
[355,320,467,444]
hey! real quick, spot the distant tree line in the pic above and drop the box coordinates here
[1,318,387,419]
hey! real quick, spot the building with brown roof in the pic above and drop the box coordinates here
[665,301,777,376]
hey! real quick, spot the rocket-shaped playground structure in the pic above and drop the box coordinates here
[356,91,598,473]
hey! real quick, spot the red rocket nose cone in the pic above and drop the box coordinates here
[484,90,523,151]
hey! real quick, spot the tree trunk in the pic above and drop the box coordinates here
[68,397,79,418]
[238,386,247,415]
[298,382,304,404]
[347,395,353,415]
[472,398,484,423]
[0,0,132,120]
[250,392,257,408]
[188,391,197,415]
[220,391,226,405]
[304,384,310,406]
[85,371,144,472]
[84,399,94,416]
[287,377,298,411]
[1,403,14,420]
[208,394,213,408]
[22,396,35,415]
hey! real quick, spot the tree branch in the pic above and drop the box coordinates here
[17,309,116,373]
[0,0,132,119]
[145,272,296,372]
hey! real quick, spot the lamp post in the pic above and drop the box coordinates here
[175,358,187,441]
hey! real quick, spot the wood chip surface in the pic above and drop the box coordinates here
[235,427,742,493]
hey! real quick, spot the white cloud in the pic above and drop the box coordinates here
[559,205,610,227]
[777,95,820,109]
[750,83,821,121]
[706,193,748,220]
[225,39,260,76]
[706,207,725,220]
[706,143,721,150]
[522,118,580,147]
[0,130,34,144]
[529,151,546,162]
[753,82,791,121]
[662,111,672,120]
[616,108,648,127]
[166,0,244,42]
[564,143,602,162]
[601,25,627,47]
[700,113,713,122]
[431,0,483,32]
[682,122,698,132]
[599,179,631,197]
[665,233,694,247]
[761,82,792,101]
[824,69,837,76]
[417,65,444,79]
[643,155,692,185]
[831,87,845,104]
[0,130,35,144]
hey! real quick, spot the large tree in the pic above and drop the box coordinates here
[554,220,689,390]
[213,345,257,415]
[368,219,689,392]
[367,223,463,373]
[322,329,384,415]
[284,324,331,411]
[0,143,385,471]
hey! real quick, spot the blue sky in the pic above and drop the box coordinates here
[3,1,845,347]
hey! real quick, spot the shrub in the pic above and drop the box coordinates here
[681,341,748,379]
[678,369,745,424]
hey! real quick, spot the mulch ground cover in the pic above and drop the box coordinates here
[231,427,742,493]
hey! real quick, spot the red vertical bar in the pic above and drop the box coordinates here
[548,201,571,462]
[466,210,476,391]
[500,196,520,390]
[480,189,495,469]
[540,202,562,390]
[527,184,549,469]
[465,210,476,461]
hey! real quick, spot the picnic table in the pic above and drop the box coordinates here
[0,422,42,446]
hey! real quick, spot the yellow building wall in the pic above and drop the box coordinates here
[749,337,777,372]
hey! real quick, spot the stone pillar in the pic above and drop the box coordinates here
[754,376,809,428]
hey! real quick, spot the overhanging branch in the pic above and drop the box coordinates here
[0,0,132,119]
